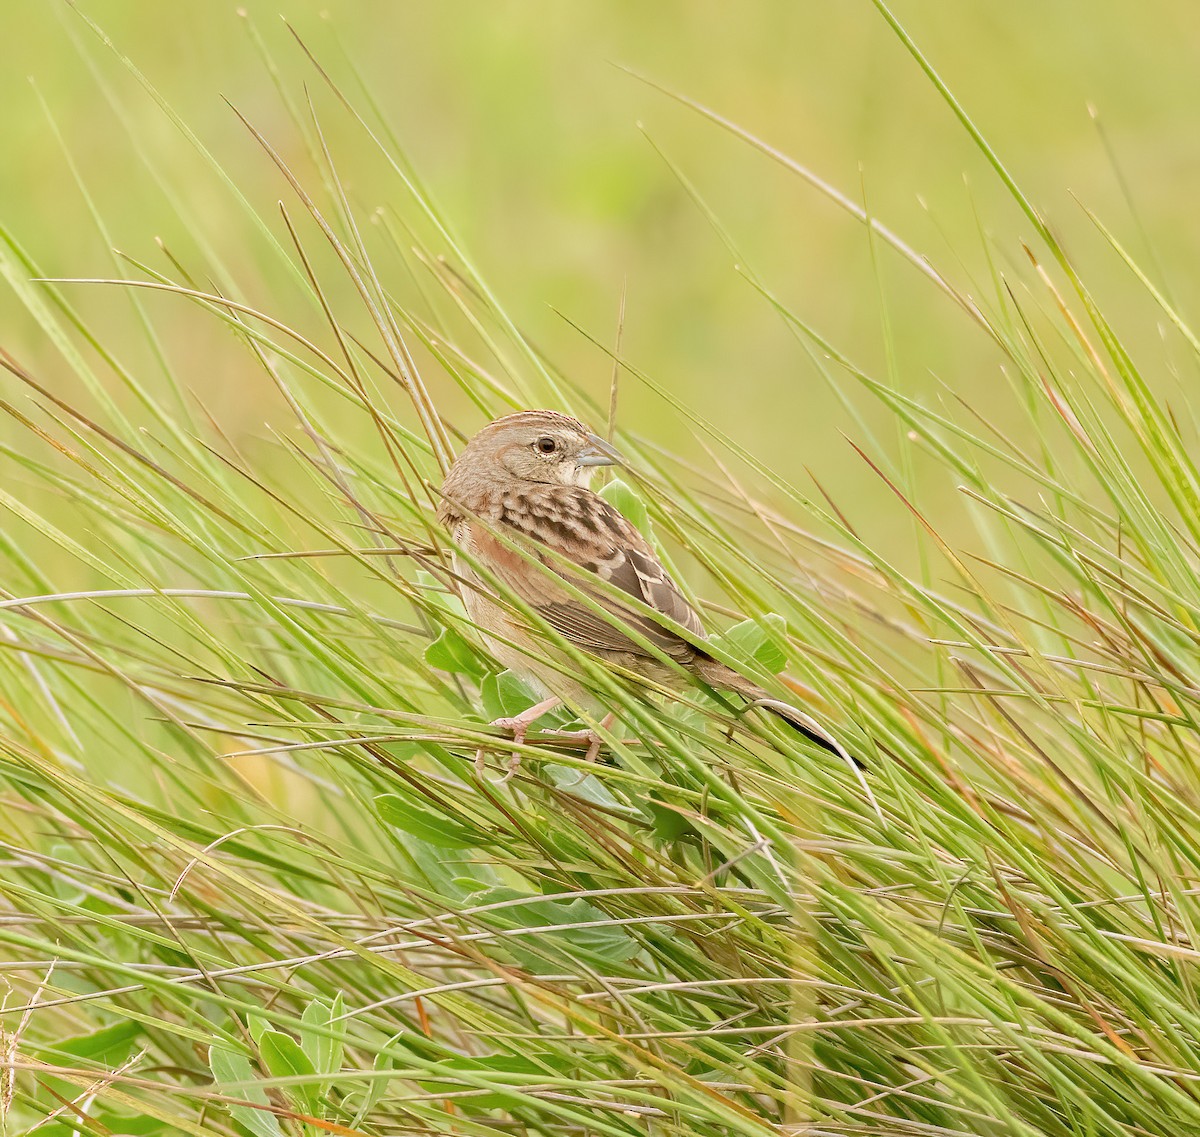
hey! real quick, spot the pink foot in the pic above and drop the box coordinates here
[473,697,561,781]
[546,712,616,763]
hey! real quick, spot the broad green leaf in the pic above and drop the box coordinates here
[424,627,486,679]
[479,669,539,719]
[547,762,624,809]
[259,1029,321,1117]
[300,994,345,1076]
[209,1046,283,1137]
[375,793,490,848]
[644,798,695,845]
[480,670,571,726]
[715,614,789,672]
[351,1039,397,1128]
[56,1118,166,1137]
[247,1013,270,1045]
[600,476,650,530]
[465,887,639,968]
[103,1121,169,1137]
[38,1019,141,1064]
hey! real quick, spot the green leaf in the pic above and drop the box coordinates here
[715,614,789,672]
[351,1040,397,1127]
[300,995,345,1077]
[546,762,624,810]
[465,887,639,968]
[209,1046,284,1137]
[424,627,486,679]
[375,793,490,849]
[479,669,539,719]
[600,476,650,530]
[94,1120,167,1136]
[247,1012,270,1045]
[39,1019,141,1064]
[480,670,570,727]
[259,1029,321,1116]
[645,798,694,845]
[48,1118,167,1137]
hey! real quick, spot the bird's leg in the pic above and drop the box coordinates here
[474,696,562,780]
[583,711,616,763]
[545,711,617,764]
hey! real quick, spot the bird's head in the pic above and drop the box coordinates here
[448,410,620,491]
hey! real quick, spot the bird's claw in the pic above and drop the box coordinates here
[500,749,524,783]
[475,714,530,782]
[543,711,616,764]
[473,706,614,780]
[543,727,605,762]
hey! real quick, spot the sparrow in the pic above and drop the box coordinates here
[436,409,855,780]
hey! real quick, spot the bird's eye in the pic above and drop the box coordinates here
[535,436,558,454]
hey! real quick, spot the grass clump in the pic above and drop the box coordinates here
[1,6,1200,1137]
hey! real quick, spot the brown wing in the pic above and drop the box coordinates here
[483,485,705,664]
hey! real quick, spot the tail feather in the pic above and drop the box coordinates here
[695,658,882,820]
[694,659,839,751]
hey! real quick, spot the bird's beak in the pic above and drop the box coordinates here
[577,434,621,467]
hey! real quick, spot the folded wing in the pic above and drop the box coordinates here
[481,485,705,666]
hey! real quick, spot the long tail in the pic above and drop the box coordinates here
[695,659,848,755]
[695,659,882,821]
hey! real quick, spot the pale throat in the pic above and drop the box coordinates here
[564,463,597,488]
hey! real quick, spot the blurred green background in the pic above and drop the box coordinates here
[3,0,1198,553]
